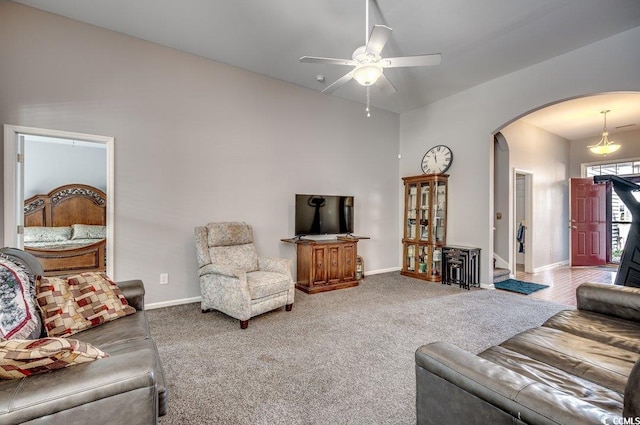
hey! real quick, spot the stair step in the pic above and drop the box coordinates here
[493,267,511,284]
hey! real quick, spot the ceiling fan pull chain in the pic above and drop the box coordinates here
[366,86,371,117]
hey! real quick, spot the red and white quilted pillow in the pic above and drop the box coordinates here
[0,337,107,380]
[36,272,135,337]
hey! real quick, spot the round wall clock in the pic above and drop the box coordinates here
[421,145,453,174]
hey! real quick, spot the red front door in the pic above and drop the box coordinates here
[570,178,607,266]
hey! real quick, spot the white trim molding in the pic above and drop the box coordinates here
[146,296,202,310]
[533,260,569,273]
[366,266,402,275]
[145,268,404,310]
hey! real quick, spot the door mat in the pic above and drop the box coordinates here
[494,279,549,295]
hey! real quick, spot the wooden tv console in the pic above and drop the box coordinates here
[281,236,366,294]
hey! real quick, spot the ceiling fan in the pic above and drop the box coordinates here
[300,0,442,116]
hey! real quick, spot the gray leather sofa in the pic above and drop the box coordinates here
[0,248,167,425]
[416,282,640,425]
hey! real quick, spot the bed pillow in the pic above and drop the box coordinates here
[0,257,42,340]
[23,226,72,243]
[36,272,136,337]
[71,224,106,240]
[0,337,107,380]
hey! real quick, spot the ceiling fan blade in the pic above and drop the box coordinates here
[300,56,356,66]
[365,25,392,56]
[322,71,354,94]
[381,54,442,68]
[376,73,396,95]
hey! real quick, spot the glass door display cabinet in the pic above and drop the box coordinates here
[401,174,448,281]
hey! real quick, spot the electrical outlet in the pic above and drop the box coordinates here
[160,273,169,285]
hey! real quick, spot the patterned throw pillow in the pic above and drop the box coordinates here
[0,337,107,380]
[23,226,72,243]
[36,272,136,337]
[0,257,41,340]
[71,224,106,240]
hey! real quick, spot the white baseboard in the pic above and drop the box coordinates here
[145,267,402,310]
[366,266,402,275]
[146,296,201,310]
[533,260,569,273]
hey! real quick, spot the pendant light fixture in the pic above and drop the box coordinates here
[589,110,620,155]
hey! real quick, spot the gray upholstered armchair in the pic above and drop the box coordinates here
[194,222,295,329]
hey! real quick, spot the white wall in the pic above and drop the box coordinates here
[3,2,640,300]
[493,137,509,265]
[570,129,640,177]
[400,25,640,285]
[24,138,107,198]
[0,2,400,305]
[501,120,570,270]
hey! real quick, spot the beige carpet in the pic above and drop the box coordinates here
[148,272,569,425]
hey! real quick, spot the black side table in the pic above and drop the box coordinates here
[442,245,481,289]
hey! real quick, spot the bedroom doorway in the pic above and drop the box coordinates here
[3,125,114,276]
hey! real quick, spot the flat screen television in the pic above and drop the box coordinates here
[295,194,354,236]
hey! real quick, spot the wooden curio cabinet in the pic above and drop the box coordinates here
[401,174,448,282]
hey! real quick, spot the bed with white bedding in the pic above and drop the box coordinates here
[23,184,106,276]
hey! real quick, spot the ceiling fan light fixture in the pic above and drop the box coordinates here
[588,110,621,155]
[353,64,382,86]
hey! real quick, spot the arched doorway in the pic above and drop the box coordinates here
[492,91,640,282]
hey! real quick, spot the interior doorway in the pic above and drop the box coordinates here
[514,170,533,273]
[3,125,115,276]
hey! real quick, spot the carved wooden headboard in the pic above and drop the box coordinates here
[24,184,106,227]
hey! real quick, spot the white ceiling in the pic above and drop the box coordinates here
[11,0,640,139]
[520,93,640,140]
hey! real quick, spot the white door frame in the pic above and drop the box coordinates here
[513,169,534,273]
[3,125,115,276]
